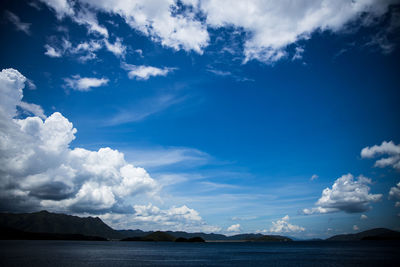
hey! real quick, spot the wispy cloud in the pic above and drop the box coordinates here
[5,10,31,35]
[104,94,186,126]
[125,147,210,169]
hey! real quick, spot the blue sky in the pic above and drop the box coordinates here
[0,0,400,238]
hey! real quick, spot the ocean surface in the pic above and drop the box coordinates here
[1,240,400,266]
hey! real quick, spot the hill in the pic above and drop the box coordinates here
[0,210,293,242]
[121,231,175,242]
[0,210,121,239]
[327,228,400,241]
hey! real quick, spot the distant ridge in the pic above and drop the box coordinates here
[5,210,397,242]
[0,210,295,241]
[327,228,400,241]
[0,210,121,239]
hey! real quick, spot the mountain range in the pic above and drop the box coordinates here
[0,210,399,241]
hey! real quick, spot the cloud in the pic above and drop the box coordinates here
[0,67,220,232]
[269,215,305,233]
[122,63,175,80]
[389,182,400,208]
[227,223,241,232]
[45,38,103,61]
[0,68,158,214]
[310,174,319,181]
[105,94,185,126]
[303,174,382,214]
[39,0,396,64]
[292,47,305,61]
[72,7,109,37]
[5,10,31,35]
[353,225,359,231]
[64,75,109,91]
[0,68,46,119]
[17,101,46,119]
[44,44,62,58]
[361,214,368,220]
[125,147,210,169]
[104,38,126,58]
[39,0,74,19]
[361,141,400,170]
[99,204,221,233]
[200,0,396,63]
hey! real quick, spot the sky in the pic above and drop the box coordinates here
[0,0,400,239]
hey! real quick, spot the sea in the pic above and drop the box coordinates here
[1,240,400,266]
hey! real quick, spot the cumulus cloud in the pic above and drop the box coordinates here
[64,75,109,91]
[227,223,241,232]
[5,10,31,35]
[269,215,305,233]
[122,63,175,80]
[303,174,382,214]
[0,68,46,119]
[0,67,218,232]
[361,141,400,170]
[310,174,319,181]
[0,68,157,214]
[361,214,368,220]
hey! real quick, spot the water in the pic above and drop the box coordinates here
[1,240,399,266]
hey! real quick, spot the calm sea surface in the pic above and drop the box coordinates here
[1,240,400,266]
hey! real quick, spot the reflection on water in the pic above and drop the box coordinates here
[1,240,400,266]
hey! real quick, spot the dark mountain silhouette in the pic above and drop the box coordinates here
[0,210,121,239]
[121,231,176,242]
[327,228,400,241]
[0,225,107,241]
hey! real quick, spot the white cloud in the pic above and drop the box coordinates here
[361,141,400,170]
[39,0,396,63]
[227,223,241,232]
[72,7,109,37]
[17,101,46,119]
[105,94,185,126]
[44,44,62,58]
[310,174,319,181]
[0,68,158,214]
[303,174,382,214]
[122,63,175,80]
[70,40,102,62]
[0,68,46,119]
[39,0,74,19]
[200,0,396,63]
[361,214,368,220]
[389,182,400,208]
[64,75,109,91]
[292,47,305,61]
[0,67,221,232]
[99,204,221,233]
[353,225,359,231]
[125,147,209,169]
[5,10,31,35]
[104,38,127,58]
[269,215,305,233]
